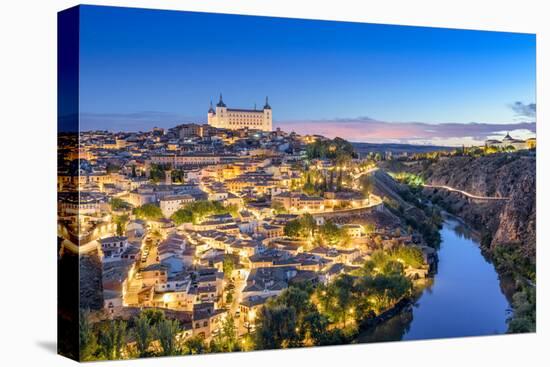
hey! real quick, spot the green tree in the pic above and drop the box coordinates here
[113,214,129,236]
[134,312,152,357]
[142,308,166,325]
[225,289,234,304]
[222,257,235,279]
[301,311,330,345]
[156,318,180,356]
[171,208,193,225]
[272,201,288,214]
[171,200,234,224]
[110,198,132,211]
[149,164,166,183]
[218,316,238,352]
[99,320,127,360]
[507,286,536,333]
[363,223,375,234]
[318,220,349,247]
[183,335,207,355]
[284,219,302,238]
[254,304,299,349]
[332,275,355,327]
[392,246,425,268]
[360,274,412,313]
[171,169,185,183]
[300,213,317,238]
[79,309,98,361]
[133,204,163,220]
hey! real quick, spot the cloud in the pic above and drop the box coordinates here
[509,102,536,118]
[80,111,204,132]
[275,117,536,146]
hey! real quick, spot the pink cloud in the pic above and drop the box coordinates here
[275,118,536,146]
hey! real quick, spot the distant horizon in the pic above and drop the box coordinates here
[77,5,536,146]
[77,119,535,148]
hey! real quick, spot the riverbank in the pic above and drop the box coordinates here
[355,217,512,342]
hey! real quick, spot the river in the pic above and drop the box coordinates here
[357,217,512,343]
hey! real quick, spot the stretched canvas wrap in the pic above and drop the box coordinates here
[58,5,536,362]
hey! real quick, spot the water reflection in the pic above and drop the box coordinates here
[357,217,510,343]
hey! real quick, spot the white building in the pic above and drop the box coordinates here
[485,133,536,151]
[99,236,129,260]
[160,194,195,217]
[207,94,272,132]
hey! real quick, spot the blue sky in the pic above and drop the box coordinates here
[78,5,536,145]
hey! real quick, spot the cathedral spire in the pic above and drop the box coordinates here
[263,96,271,110]
[208,99,214,113]
[216,93,226,107]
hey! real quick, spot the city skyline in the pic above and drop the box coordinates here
[78,5,536,145]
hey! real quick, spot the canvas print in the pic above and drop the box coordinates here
[57,5,536,362]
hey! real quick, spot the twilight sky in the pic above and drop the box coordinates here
[78,5,536,145]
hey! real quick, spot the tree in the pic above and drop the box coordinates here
[254,304,299,349]
[222,257,235,279]
[113,214,129,236]
[134,312,152,357]
[183,335,207,355]
[155,318,180,356]
[392,246,425,269]
[171,208,193,225]
[300,213,317,238]
[272,201,287,214]
[364,223,376,234]
[133,204,163,221]
[149,164,166,183]
[301,311,330,346]
[225,290,234,304]
[171,200,234,224]
[316,275,355,328]
[284,219,302,238]
[142,308,166,325]
[305,137,356,160]
[332,275,355,327]
[360,274,412,313]
[99,320,127,360]
[318,220,349,247]
[79,309,98,361]
[302,173,316,195]
[110,198,132,211]
[507,286,536,333]
[218,316,238,352]
[171,169,185,183]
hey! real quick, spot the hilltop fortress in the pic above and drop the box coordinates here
[207,94,272,132]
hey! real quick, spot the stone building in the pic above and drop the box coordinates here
[207,94,272,132]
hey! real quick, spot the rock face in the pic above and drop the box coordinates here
[79,252,104,310]
[412,153,536,263]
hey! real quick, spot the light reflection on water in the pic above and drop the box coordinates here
[357,217,510,343]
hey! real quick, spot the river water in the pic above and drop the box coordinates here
[357,217,511,343]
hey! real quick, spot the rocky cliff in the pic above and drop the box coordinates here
[409,152,536,266]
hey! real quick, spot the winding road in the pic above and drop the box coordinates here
[423,184,510,201]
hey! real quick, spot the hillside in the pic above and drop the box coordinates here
[406,152,536,272]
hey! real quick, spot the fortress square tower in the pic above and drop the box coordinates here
[207,94,272,132]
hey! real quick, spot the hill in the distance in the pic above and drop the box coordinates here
[353,142,454,155]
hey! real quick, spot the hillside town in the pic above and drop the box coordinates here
[58,99,442,352]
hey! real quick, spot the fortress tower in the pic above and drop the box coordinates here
[207,94,272,132]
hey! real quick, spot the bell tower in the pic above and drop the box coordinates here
[263,96,272,131]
